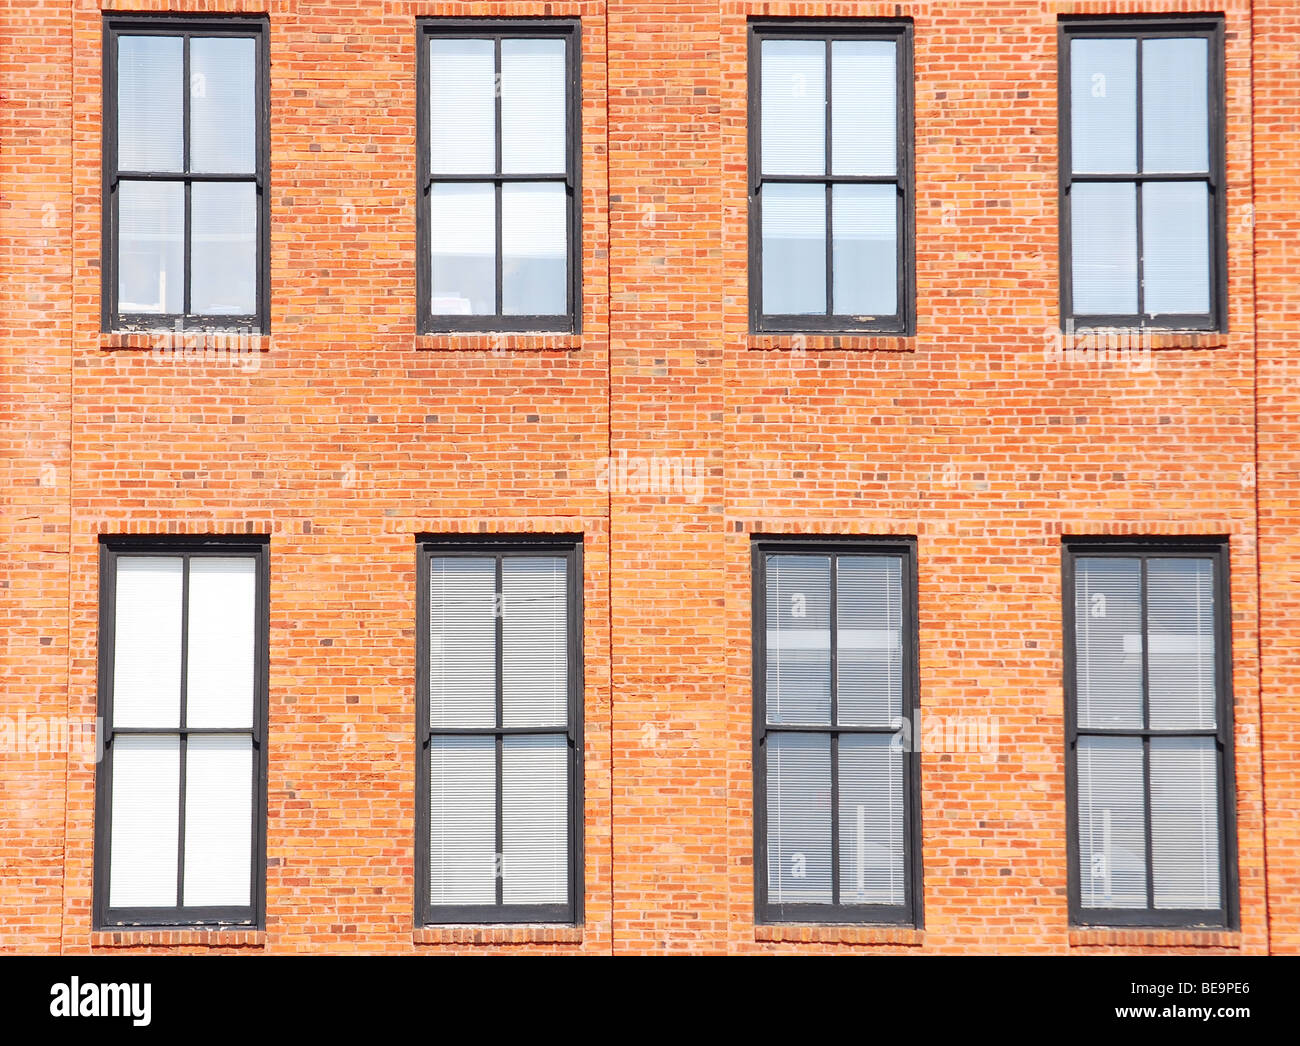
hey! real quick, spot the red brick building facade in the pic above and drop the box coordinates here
[1,0,1296,954]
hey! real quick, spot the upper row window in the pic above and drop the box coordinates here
[100,16,1226,338]
[103,17,269,334]
[1060,19,1226,331]
[416,20,581,334]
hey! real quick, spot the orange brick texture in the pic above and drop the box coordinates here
[0,0,1294,955]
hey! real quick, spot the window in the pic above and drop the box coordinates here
[752,539,921,925]
[749,22,913,335]
[416,20,581,333]
[416,538,583,924]
[102,17,269,334]
[1060,18,1226,330]
[1064,540,1237,928]
[94,537,268,929]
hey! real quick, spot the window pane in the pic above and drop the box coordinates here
[831,40,896,176]
[430,183,496,315]
[836,555,904,726]
[1142,38,1209,173]
[429,557,497,728]
[190,37,256,174]
[186,557,256,730]
[428,736,497,905]
[502,183,567,315]
[182,735,253,907]
[502,735,568,904]
[1150,737,1221,910]
[838,734,906,906]
[1070,182,1137,315]
[765,555,831,725]
[1142,181,1210,316]
[430,38,495,175]
[501,38,567,174]
[502,557,568,727]
[109,735,180,908]
[113,556,182,729]
[766,732,832,904]
[118,35,182,172]
[118,181,184,315]
[191,182,257,316]
[1077,736,1148,909]
[1073,558,1143,729]
[761,39,825,176]
[761,183,826,315]
[1147,558,1216,730]
[1070,38,1137,174]
[832,184,897,317]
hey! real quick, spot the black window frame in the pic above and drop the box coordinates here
[752,536,923,927]
[94,535,270,931]
[1062,537,1238,930]
[415,535,585,926]
[101,15,271,335]
[748,20,915,336]
[415,18,582,335]
[1058,16,1227,332]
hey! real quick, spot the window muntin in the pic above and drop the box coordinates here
[95,539,268,929]
[1065,541,1236,928]
[103,18,269,333]
[416,540,583,924]
[416,21,581,333]
[1060,19,1225,330]
[753,540,921,925]
[749,23,913,334]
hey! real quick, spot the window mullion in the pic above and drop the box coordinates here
[829,554,840,906]
[494,38,504,318]
[824,40,833,317]
[494,555,505,906]
[176,554,191,910]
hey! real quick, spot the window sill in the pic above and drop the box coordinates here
[100,331,270,353]
[755,924,923,946]
[412,925,583,946]
[746,333,914,352]
[1057,328,1228,351]
[1069,928,1240,949]
[91,929,266,948]
[414,333,582,352]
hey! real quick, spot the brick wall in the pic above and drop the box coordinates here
[0,0,1294,954]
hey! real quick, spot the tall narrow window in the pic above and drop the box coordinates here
[416,20,581,333]
[752,539,921,925]
[749,22,914,334]
[1060,18,1225,330]
[1064,540,1237,928]
[103,17,269,333]
[95,537,268,929]
[416,539,583,924]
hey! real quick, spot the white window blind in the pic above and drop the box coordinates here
[105,549,259,919]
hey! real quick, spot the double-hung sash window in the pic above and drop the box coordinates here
[103,17,269,333]
[95,538,268,929]
[753,540,921,925]
[416,539,583,924]
[749,22,914,334]
[417,21,580,333]
[1064,540,1236,928]
[1060,18,1226,330]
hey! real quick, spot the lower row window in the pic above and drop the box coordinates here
[93,534,1235,931]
